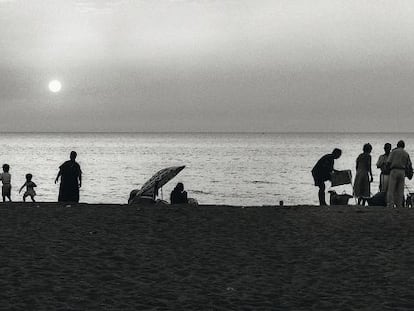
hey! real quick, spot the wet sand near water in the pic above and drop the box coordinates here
[1,203,414,310]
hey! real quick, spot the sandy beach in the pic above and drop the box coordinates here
[1,203,414,310]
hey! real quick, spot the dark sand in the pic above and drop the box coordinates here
[1,203,414,310]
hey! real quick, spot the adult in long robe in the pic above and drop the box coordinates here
[55,151,82,202]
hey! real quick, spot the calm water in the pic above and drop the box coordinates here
[1,132,414,205]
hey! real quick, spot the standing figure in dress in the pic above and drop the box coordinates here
[376,143,391,192]
[354,143,373,206]
[55,151,82,203]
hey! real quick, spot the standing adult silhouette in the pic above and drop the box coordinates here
[387,140,412,208]
[376,143,392,192]
[353,143,373,206]
[55,151,82,203]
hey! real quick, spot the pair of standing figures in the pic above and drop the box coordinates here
[312,140,412,207]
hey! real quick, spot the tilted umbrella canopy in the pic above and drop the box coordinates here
[135,165,185,197]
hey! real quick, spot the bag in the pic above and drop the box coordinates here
[406,163,413,180]
[331,170,353,187]
[328,190,353,205]
[367,192,387,207]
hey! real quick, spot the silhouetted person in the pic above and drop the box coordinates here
[55,151,82,203]
[19,173,37,202]
[312,148,342,206]
[387,140,412,208]
[376,143,392,192]
[0,164,12,202]
[353,143,373,206]
[170,182,188,204]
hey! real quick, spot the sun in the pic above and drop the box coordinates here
[48,80,62,93]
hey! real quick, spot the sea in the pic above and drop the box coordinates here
[1,132,414,205]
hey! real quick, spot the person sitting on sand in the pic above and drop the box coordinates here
[55,151,82,203]
[311,148,342,206]
[353,143,373,206]
[0,164,12,202]
[376,143,392,192]
[19,173,37,202]
[170,182,188,204]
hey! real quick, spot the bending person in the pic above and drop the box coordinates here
[311,148,342,206]
[55,151,82,203]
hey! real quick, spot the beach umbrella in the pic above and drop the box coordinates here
[135,165,185,197]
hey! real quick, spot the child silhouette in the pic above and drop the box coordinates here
[0,164,12,202]
[19,173,37,202]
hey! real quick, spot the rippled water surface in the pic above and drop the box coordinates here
[1,133,414,205]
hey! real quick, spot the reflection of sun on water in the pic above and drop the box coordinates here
[48,80,62,93]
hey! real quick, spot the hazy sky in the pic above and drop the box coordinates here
[1,0,414,132]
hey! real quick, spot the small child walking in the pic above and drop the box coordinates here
[19,174,37,202]
[0,164,12,202]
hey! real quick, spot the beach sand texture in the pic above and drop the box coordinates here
[1,204,414,310]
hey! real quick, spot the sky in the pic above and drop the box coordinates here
[1,0,414,132]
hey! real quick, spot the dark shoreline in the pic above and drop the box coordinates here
[1,204,413,310]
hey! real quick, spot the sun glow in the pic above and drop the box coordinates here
[48,80,62,93]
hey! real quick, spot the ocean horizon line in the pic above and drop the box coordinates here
[1,131,414,135]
